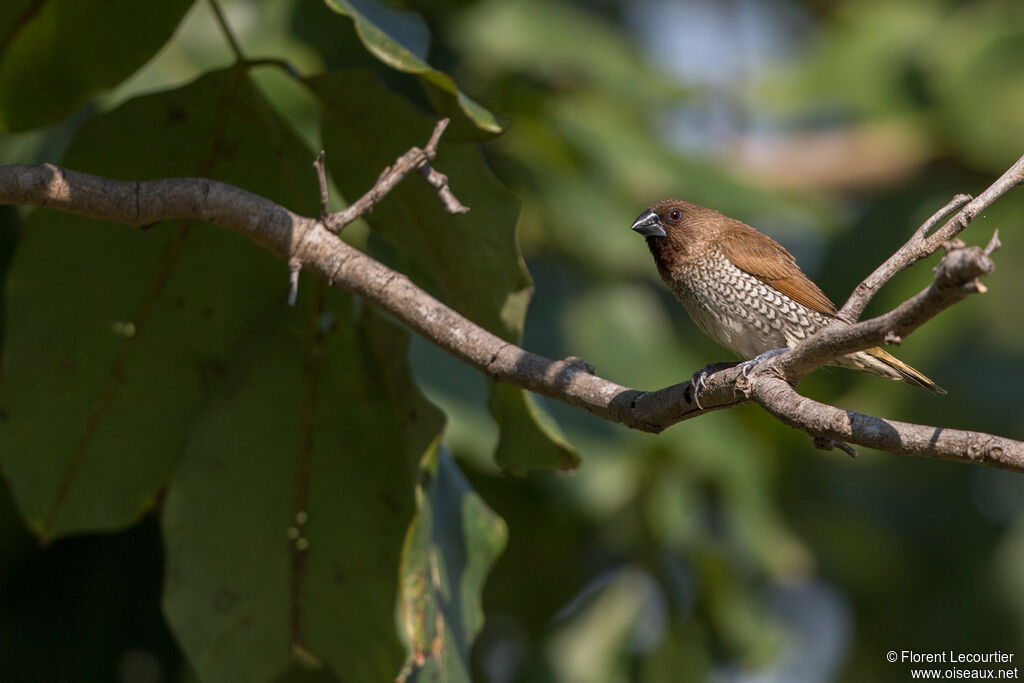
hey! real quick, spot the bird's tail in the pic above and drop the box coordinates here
[834,347,947,394]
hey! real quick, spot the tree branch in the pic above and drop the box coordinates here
[323,118,468,233]
[753,377,1023,473]
[837,154,1024,323]
[770,237,997,382]
[1,145,1022,473]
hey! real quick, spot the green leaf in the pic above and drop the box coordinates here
[548,568,666,683]
[0,0,193,131]
[792,1,944,116]
[397,445,507,682]
[489,384,578,474]
[924,4,1024,170]
[450,0,684,105]
[163,293,445,682]
[310,69,576,471]
[0,67,318,540]
[312,69,524,340]
[321,0,504,136]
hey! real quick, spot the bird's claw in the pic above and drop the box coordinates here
[689,361,739,410]
[690,350,789,408]
[690,369,709,410]
[736,348,789,378]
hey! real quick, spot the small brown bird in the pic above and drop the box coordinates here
[631,199,945,395]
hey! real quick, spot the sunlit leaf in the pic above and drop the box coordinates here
[396,445,506,682]
[322,0,504,135]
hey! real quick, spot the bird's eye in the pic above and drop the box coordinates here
[668,209,682,222]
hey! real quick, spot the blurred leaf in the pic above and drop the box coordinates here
[0,67,317,540]
[640,621,713,683]
[322,0,504,136]
[0,0,193,131]
[397,445,507,682]
[489,384,578,474]
[469,75,818,276]
[695,548,784,665]
[163,292,445,682]
[995,515,1024,632]
[451,0,682,104]
[548,568,667,683]
[311,68,575,471]
[792,1,943,116]
[0,204,18,355]
[560,282,696,388]
[924,2,1024,170]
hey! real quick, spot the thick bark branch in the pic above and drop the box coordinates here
[753,378,1024,472]
[1,145,1023,473]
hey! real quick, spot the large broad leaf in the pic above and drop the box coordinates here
[0,67,318,540]
[397,445,507,682]
[0,60,514,679]
[0,0,193,131]
[321,0,504,136]
[309,69,577,472]
[162,293,445,682]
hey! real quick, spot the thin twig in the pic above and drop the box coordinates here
[324,118,467,233]
[208,0,245,62]
[984,229,1001,256]
[767,238,996,382]
[288,257,302,306]
[837,152,1024,324]
[837,194,971,324]
[418,165,469,215]
[313,151,330,221]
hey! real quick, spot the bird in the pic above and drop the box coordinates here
[631,198,945,398]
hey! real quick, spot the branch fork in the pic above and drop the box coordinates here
[291,120,468,304]
[316,117,468,236]
[1,136,1023,472]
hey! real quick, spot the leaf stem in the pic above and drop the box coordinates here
[208,0,245,62]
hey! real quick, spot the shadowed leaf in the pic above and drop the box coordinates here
[310,69,577,471]
[0,0,193,131]
[0,67,317,540]
[163,294,444,682]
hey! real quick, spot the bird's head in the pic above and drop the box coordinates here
[634,198,724,234]
[630,199,723,255]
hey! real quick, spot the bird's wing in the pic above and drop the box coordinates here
[717,221,837,316]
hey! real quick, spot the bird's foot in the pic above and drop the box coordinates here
[690,350,790,408]
[736,348,789,379]
[689,361,739,410]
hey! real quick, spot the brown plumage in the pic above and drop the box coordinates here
[631,199,945,394]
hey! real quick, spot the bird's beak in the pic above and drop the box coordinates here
[630,209,666,237]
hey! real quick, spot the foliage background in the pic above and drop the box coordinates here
[2,0,1024,681]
